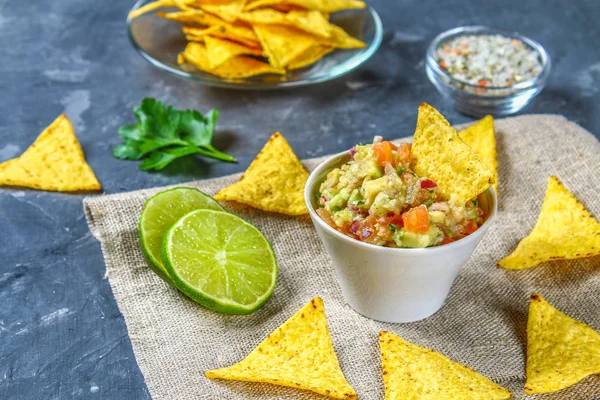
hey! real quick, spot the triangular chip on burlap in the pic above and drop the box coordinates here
[525,293,600,394]
[214,132,308,215]
[0,114,101,192]
[498,176,600,269]
[379,331,511,400]
[206,297,357,399]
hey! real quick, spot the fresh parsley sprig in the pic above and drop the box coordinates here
[112,98,236,171]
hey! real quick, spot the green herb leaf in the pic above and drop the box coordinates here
[139,146,200,171]
[113,98,236,170]
[472,199,478,206]
[356,200,366,206]
[388,224,397,232]
[112,140,143,160]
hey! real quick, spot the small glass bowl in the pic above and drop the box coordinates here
[425,26,551,117]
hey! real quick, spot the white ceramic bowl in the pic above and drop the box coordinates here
[305,150,497,323]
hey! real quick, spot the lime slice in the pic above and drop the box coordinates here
[162,209,278,314]
[139,187,225,283]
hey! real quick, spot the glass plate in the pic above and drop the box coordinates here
[127,0,383,89]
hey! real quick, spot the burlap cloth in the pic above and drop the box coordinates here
[84,115,600,400]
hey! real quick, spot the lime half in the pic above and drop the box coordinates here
[162,209,277,314]
[139,187,225,283]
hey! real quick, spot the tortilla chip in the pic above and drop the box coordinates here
[182,24,260,47]
[245,0,365,13]
[230,9,332,37]
[204,36,263,68]
[410,103,495,203]
[498,176,600,269]
[0,115,101,192]
[180,42,284,78]
[129,0,175,19]
[288,44,333,69]
[271,3,308,12]
[214,132,308,215]
[379,331,511,400]
[253,24,318,68]
[319,23,365,49]
[156,9,227,25]
[458,115,498,195]
[202,0,247,22]
[206,297,357,399]
[525,293,600,394]
[128,0,200,18]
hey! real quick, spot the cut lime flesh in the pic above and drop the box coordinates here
[139,187,225,283]
[162,209,277,314]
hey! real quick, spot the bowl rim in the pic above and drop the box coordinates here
[425,25,551,92]
[126,0,384,90]
[304,147,498,254]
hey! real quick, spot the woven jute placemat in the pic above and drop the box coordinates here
[84,115,600,399]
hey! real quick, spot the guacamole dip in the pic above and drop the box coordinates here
[316,138,486,248]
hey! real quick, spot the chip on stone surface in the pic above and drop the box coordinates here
[0,114,101,192]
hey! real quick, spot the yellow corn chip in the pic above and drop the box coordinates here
[180,42,284,78]
[129,0,175,19]
[156,9,227,25]
[245,0,366,13]
[458,115,498,195]
[271,3,308,12]
[498,176,600,269]
[182,24,260,47]
[215,132,308,215]
[206,297,357,399]
[319,23,365,49]
[202,0,247,22]
[204,36,263,68]
[253,24,318,68]
[229,9,332,37]
[129,0,198,19]
[288,44,333,69]
[410,103,495,203]
[379,331,511,400]
[525,293,600,394]
[0,115,101,192]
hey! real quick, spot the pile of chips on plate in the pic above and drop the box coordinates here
[129,0,367,79]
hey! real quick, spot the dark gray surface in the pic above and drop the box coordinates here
[0,0,598,398]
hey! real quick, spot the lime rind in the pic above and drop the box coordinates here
[161,209,278,315]
[139,187,225,284]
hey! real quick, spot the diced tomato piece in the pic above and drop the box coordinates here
[440,237,455,245]
[386,213,404,228]
[398,143,410,164]
[373,141,396,167]
[461,220,479,235]
[420,179,437,189]
[439,61,447,69]
[402,206,429,234]
[478,79,488,87]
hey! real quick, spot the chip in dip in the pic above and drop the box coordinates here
[316,138,488,248]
